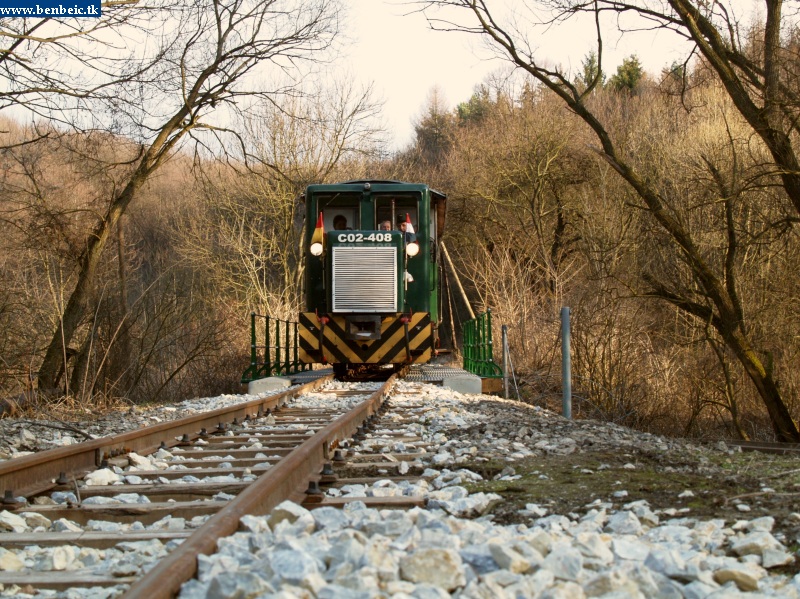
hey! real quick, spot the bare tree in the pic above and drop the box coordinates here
[418,0,800,441]
[521,0,800,218]
[664,0,800,216]
[177,79,384,322]
[23,0,343,392]
[0,4,157,119]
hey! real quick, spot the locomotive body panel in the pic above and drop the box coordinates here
[299,180,445,373]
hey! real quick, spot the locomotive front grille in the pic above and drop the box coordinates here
[332,247,397,312]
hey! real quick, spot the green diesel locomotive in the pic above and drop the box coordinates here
[298,180,446,379]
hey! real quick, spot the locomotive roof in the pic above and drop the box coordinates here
[311,179,445,196]
[305,180,447,237]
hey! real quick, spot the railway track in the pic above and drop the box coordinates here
[727,440,800,455]
[0,372,420,598]
[4,377,800,598]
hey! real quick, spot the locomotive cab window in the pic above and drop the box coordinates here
[316,192,360,231]
[374,194,419,231]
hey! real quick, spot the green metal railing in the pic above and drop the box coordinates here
[462,310,503,378]
[241,312,311,384]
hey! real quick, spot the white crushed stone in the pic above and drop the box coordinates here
[0,380,798,598]
[171,494,800,598]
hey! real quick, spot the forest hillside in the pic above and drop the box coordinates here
[1,1,799,444]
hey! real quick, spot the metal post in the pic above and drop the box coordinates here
[561,306,572,419]
[502,325,509,399]
[274,318,280,375]
[249,312,257,372]
[466,319,474,372]
[476,315,483,375]
[294,324,300,372]
[485,311,493,377]
[462,319,469,372]
[284,319,290,374]
[264,316,271,377]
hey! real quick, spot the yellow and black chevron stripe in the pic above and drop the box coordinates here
[298,312,433,365]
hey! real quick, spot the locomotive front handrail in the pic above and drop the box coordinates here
[241,312,311,383]
[462,310,503,378]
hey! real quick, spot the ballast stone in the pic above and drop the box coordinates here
[714,564,765,592]
[731,530,783,557]
[83,468,122,486]
[205,571,274,599]
[6,381,800,599]
[20,512,51,530]
[0,510,27,533]
[441,374,482,395]
[51,518,83,533]
[0,548,25,572]
[247,376,291,394]
[268,500,315,534]
[399,547,466,590]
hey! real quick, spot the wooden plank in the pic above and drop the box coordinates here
[341,462,421,470]
[75,481,248,501]
[342,451,424,464]
[363,432,422,438]
[173,458,281,466]
[19,501,225,525]
[346,440,431,447]
[343,452,425,460]
[197,434,322,447]
[0,572,136,590]
[181,433,314,443]
[171,447,293,459]
[0,530,190,548]
[327,476,420,485]
[121,461,277,476]
[357,439,430,447]
[303,496,426,509]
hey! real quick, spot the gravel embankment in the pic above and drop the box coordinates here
[1,380,799,598]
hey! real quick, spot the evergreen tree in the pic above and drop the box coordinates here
[413,87,456,166]
[456,86,492,124]
[609,55,644,92]
[661,61,686,85]
[575,51,605,92]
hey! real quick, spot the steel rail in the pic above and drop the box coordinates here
[727,440,800,454]
[121,372,399,599]
[0,374,333,499]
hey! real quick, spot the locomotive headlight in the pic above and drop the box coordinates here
[406,241,420,257]
[310,242,323,256]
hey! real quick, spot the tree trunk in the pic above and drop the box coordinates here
[594,130,800,442]
[37,176,146,391]
[69,326,94,399]
[111,217,133,395]
[668,0,800,217]
[449,0,800,441]
[37,108,188,393]
[724,328,799,442]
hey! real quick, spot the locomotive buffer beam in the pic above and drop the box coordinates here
[298,312,433,366]
[344,316,382,341]
[401,315,411,363]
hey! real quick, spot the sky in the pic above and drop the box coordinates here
[343,0,761,150]
[343,0,501,149]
